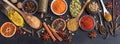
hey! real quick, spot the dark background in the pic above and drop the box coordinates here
[0,0,120,44]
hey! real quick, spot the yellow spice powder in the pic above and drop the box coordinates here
[8,9,24,27]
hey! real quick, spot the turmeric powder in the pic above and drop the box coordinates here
[52,0,66,14]
[8,9,24,27]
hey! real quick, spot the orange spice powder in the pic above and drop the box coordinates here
[52,0,66,14]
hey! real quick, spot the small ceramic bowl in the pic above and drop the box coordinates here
[22,0,38,14]
[51,0,68,15]
[52,18,66,31]
[79,15,95,31]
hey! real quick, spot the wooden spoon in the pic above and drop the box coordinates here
[67,0,90,32]
[3,0,41,29]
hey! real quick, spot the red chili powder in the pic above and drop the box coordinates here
[80,16,94,31]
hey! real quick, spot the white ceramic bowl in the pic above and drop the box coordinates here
[22,0,38,14]
[79,15,95,31]
[51,0,68,15]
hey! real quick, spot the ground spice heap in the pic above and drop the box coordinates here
[52,0,66,14]
[8,9,24,27]
[80,15,94,31]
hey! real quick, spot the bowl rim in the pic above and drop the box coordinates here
[79,15,95,31]
[51,18,66,31]
[22,0,38,14]
[50,0,68,15]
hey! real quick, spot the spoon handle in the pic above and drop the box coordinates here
[98,11,103,25]
[100,0,108,13]
[76,0,90,20]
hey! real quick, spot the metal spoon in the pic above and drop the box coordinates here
[100,0,112,22]
[98,11,107,35]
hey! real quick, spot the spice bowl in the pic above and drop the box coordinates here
[22,0,38,14]
[79,15,95,31]
[51,18,66,31]
[51,0,68,15]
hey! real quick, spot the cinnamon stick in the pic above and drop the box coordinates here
[43,22,56,41]
[48,25,63,42]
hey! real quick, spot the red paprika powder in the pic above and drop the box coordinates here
[80,15,94,31]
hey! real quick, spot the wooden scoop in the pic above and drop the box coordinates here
[3,0,41,29]
[67,0,90,32]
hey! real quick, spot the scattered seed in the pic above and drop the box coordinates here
[41,13,44,18]
[69,31,71,33]
[94,16,96,19]
[99,10,102,12]
[66,18,70,21]
[42,28,45,31]
[23,32,26,34]
[44,18,47,21]
[66,19,68,21]
[67,15,69,17]
[42,31,44,33]
[72,33,74,36]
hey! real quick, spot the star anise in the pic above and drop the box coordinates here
[42,33,50,41]
[58,30,67,38]
[89,31,97,39]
